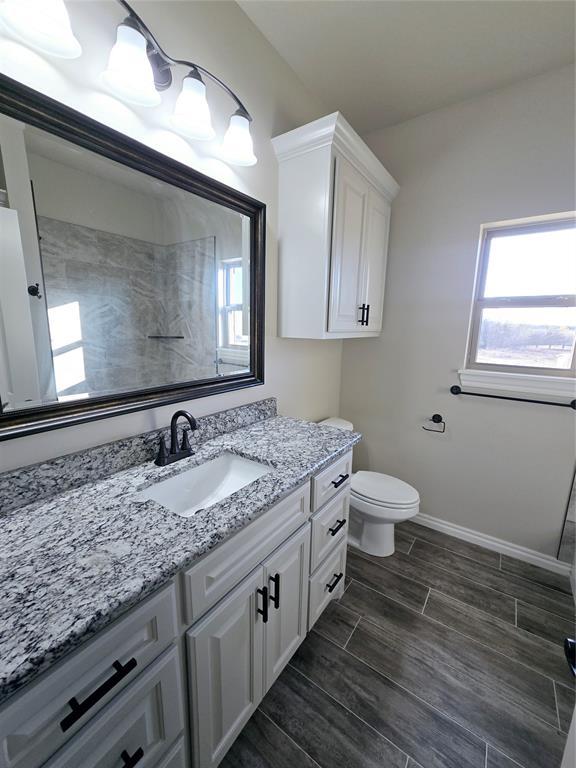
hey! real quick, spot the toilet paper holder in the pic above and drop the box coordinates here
[422,414,445,433]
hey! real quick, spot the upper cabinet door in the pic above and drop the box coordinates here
[186,569,264,768]
[262,525,310,692]
[363,188,391,332]
[327,155,370,333]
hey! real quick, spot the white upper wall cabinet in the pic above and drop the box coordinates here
[273,112,399,339]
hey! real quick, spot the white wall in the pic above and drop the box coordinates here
[0,1,342,472]
[340,66,576,556]
[28,152,163,242]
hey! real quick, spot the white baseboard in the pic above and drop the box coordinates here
[414,512,573,577]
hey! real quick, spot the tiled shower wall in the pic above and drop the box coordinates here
[38,216,217,397]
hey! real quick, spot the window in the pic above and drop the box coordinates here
[47,301,87,396]
[466,215,576,379]
[218,259,249,350]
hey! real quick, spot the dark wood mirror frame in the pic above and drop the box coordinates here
[0,74,265,441]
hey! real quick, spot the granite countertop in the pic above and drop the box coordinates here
[0,416,360,705]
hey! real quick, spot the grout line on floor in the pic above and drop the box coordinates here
[343,631,564,744]
[514,599,518,627]
[408,531,572,598]
[405,543,572,607]
[353,545,574,623]
[404,755,410,768]
[341,577,353,597]
[486,743,530,768]
[302,632,492,750]
[346,565,520,640]
[342,616,362,650]
[256,708,324,768]
[552,681,562,732]
[406,538,415,555]
[404,523,571,595]
[421,588,431,615]
[402,525,503,569]
[484,741,488,768]
[287,661,412,766]
[356,611,562,730]
[349,578,568,692]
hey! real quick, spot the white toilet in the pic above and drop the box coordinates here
[319,418,420,557]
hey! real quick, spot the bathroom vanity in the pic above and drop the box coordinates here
[0,400,359,768]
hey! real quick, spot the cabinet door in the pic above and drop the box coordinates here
[263,525,311,691]
[363,188,391,332]
[187,569,264,768]
[327,155,370,333]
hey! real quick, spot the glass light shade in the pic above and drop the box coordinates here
[221,113,257,166]
[0,0,81,59]
[172,75,215,140]
[102,23,160,108]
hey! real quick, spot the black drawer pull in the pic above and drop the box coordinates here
[60,657,138,732]
[269,573,281,609]
[326,572,344,593]
[358,304,367,325]
[328,519,347,536]
[365,304,370,326]
[257,586,269,623]
[331,473,349,489]
[121,747,144,767]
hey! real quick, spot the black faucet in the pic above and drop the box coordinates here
[155,410,198,466]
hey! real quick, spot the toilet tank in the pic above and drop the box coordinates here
[318,417,354,431]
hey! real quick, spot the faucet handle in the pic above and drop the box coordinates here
[155,436,168,466]
[181,429,192,454]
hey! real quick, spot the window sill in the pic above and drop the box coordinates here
[457,369,576,399]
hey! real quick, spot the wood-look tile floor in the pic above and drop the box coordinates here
[222,522,575,768]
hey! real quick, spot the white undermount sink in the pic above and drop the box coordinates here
[136,452,272,517]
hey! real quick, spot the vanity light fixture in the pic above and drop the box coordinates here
[105,0,257,165]
[222,110,257,167]
[0,0,82,59]
[102,18,161,107]
[0,0,257,166]
[171,68,215,141]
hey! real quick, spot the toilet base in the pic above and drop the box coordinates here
[348,513,396,557]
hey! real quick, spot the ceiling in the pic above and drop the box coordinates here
[239,0,575,134]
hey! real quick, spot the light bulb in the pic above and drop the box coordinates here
[172,71,215,141]
[102,22,160,108]
[221,111,257,167]
[0,0,81,59]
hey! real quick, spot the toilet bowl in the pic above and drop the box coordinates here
[319,418,420,557]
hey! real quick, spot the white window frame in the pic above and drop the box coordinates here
[217,258,250,371]
[461,212,576,398]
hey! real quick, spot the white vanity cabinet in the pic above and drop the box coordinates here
[273,112,398,339]
[0,452,352,768]
[187,525,310,768]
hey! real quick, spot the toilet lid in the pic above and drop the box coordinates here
[351,472,420,507]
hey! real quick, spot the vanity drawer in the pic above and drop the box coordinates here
[182,482,310,623]
[308,539,347,629]
[311,452,352,512]
[310,489,350,571]
[0,584,178,768]
[42,647,183,768]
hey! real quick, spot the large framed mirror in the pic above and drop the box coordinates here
[0,75,265,440]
